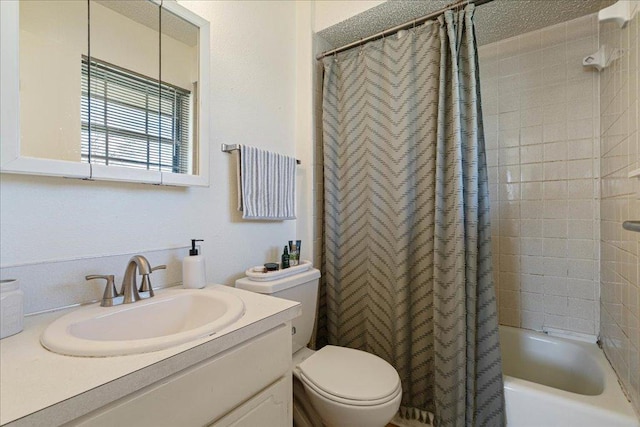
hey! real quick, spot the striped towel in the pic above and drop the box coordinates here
[238,145,296,220]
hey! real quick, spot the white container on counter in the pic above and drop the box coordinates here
[1,279,24,339]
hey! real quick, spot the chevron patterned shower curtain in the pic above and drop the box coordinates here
[319,5,505,426]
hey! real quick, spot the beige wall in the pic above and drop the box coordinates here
[599,4,640,414]
[478,14,601,336]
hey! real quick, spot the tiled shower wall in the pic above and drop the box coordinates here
[478,14,601,335]
[599,5,640,413]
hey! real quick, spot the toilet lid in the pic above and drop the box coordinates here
[297,346,400,403]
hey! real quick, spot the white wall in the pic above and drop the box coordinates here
[0,1,302,313]
[295,1,315,261]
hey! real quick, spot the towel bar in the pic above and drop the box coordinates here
[622,221,640,232]
[221,144,301,165]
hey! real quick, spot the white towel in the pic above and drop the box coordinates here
[238,145,296,220]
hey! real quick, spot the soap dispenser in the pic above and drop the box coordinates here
[183,239,206,289]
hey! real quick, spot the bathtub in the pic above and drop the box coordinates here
[500,326,639,427]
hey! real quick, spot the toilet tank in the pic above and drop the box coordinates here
[236,268,320,353]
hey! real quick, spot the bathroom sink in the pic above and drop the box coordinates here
[41,287,245,357]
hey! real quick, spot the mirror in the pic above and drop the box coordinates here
[161,6,200,176]
[0,0,209,186]
[19,0,88,163]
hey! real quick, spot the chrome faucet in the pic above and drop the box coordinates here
[86,255,166,306]
[121,255,151,304]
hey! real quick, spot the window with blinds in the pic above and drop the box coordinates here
[81,57,192,174]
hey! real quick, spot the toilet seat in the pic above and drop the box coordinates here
[299,372,402,407]
[297,345,401,407]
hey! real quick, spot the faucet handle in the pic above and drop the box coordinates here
[86,274,118,307]
[151,264,167,272]
[138,265,167,297]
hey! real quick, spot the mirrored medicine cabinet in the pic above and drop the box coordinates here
[0,0,210,186]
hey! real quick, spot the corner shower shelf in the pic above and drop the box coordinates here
[598,0,638,28]
[628,168,640,178]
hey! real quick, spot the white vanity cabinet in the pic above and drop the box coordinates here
[67,324,293,427]
[212,376,290,427]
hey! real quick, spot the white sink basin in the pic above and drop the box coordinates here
[41,287,245,357]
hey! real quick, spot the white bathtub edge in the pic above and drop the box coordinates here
[500,326,640,427]
[541,326,598,343]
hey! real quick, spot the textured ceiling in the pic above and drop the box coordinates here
[317,0,615,49]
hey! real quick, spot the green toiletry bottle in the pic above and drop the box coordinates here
[281,246,290,269]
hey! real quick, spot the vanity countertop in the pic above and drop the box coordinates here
[0,284,300,426]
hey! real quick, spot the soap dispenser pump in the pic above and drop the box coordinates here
[183,239,206,289]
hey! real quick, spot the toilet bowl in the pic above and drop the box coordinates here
[295,345,402,427]
[236,266,401,427]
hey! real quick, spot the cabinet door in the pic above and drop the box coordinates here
[212,375,291,427]
[68,324,291,427]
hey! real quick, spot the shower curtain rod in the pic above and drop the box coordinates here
[316,0,495,60]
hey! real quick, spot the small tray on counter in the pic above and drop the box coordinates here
[244,260,312,282]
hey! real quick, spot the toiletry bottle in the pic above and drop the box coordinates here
[281,246,290,269]
[289,241,299,266]
[183,239,206,289]
[0,279,23,339]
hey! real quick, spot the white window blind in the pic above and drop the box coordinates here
[81,57,191,173]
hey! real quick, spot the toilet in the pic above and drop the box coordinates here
[236,266,402,427]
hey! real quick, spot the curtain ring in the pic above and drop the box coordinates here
[410,19,417,36]
[451,0,460,14]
